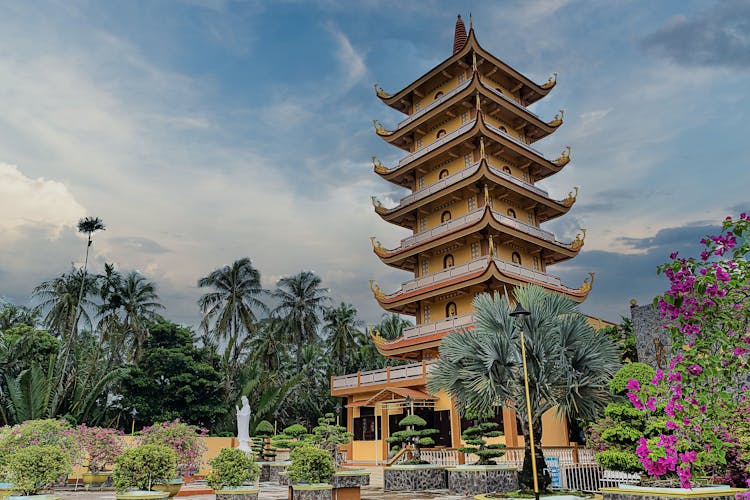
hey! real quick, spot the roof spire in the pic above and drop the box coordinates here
[453,14,468,54]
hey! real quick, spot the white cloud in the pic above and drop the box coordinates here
[0,163,85,239]
[327,24,367,90]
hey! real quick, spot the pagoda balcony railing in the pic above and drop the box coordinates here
[395,160,549,210]
[484,83,543,121]
[392,256,565,299]
[331,360,437,390]
[398,78,473,128]
[485,122,544,156]
[401,313,475,339]
[397,120,476,168]
[399,207,561,250]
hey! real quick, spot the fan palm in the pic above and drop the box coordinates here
[428,284,620,490]
[272,271,329,369]
[323,302,364,374]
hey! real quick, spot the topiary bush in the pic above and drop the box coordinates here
[4,445,72,495]
[251,420,277,461]
[385,414,439,464]
[112,444,178,492]
[271,423,310,450]
[206,448,260,490]
[609,362,655,395]
[310,413,352,462]
[459,414,506,465]
[595,449,644,474]
[286,445,335,484]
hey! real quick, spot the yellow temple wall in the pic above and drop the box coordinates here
[484,76,520,102]
[430,293,475,319]
[424,197,471,229]
[488,155,525,180]
[426,116,463,141]
[414,72,468,111]
[423,243,474,275]
[484,114,523,141]
[418,157,466,187]
[491,197,532,222]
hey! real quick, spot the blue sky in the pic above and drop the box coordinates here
[1,0,748,326]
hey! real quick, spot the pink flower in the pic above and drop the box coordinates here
[625,379,641,391]
[687,364,703,376]
[716,266,731,282]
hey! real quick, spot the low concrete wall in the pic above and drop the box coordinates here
[602,487,748,500]
[290,484,332,500]
[447,466,518,495]
[383,465,447,491]
[215,488,259,500]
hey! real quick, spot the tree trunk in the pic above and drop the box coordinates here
[518,417,550,492]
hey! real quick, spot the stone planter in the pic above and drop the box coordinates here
[331,471,370,500]
[151,479,182,498]
[114,491,170,500]
[279,472,290,486]
[383,464,447,491]
[215,487,260,500]
[602,485,748,500]
[267,462,291,483]
[474,495,591,500]
[82,471,112,488]
[0,484,21,500]
[447,465,518,495]
[289,483,332,500]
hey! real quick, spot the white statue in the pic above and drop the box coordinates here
[236,396,251,452]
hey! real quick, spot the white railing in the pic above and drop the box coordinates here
[401,257,489,294]
[485,122,544,156]
[421,449,461,466]
[560,464,604,493]
[401,313,475,339]
[599,469,641,489]
[400,209,484,248]
[577,448,597,464]
[397,120,475,168]
[398,79,472,128]
[398,162,482,207]
[331,360,436,390]
[492,210,558,244]
[487,164,548,197]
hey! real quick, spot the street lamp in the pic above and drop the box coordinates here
[404,395,413,415]
[510,302,540,500]
[335,402,342,426]
[130,408,138,436]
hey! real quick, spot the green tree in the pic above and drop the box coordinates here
[459,410,506,465]
[428,285,620,491]
[385,414,439,464]
[272,271,328,369]
[599,317,638,362]
[376,313,413,341]
[323,302,364,375]
[119,321,226,429]
[0,303,40,330]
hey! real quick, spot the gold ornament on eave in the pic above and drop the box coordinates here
[553,146,571,167]
[580,272,595,293]
[374,83,391,99]
[560,186,579,207]
[372,156,388,175]
[548,109,564,127]
[369,236,388,256]
[541,72,558,90]
[373,119,389,136]
[369,325,385,345]
[570,228,587,250]
[369,280,385,300]
[371,196,388,215]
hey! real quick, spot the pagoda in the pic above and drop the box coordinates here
[331,15,594,464]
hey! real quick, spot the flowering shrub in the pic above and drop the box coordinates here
[77,424,124,473]
[627,215,750,489]
[140,419,207,476]
[0,419,78,466]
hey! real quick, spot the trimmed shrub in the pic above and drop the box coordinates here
[596,449,644,474]
[112,444,178,492]
[609,362,655,395]
[286,445,335,484]
[206,448,260,490]
[5,444,72,495]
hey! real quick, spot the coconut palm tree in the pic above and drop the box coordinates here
[33,269,98,337]
[249,317,290,372]
[323,302,364,374]
[272,271,329,369]
[119,271,164,361]
[428,285,620,490]
[72,217,106,339]
[376,313,413,340]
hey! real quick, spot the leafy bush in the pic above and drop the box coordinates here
[385,413,439,464]
[310,413,351,460]
[4,444,72,495]
[609,363,655,395]
[140,419,207,476]
[458,410,506,465]
[0,419,77,466]
[206,448,260,490]
[286,445,335,484]
[271,423,310,450]
[112,444,178,492]
[77,424,124,472]
[596,449,643,474]
[251,420,277,461]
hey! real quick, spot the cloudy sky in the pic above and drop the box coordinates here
[1,0,748,326]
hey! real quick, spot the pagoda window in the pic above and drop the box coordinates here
[353,407,381,441]
[512,252,522,265]
[464,153,472,166]
[434,91,444,100]
[424,304,431,322]
[446,302,458,318]
[471,241,480,259]
[443,254,455,269]
[439,168,450,180]
[416,137,424,149]
[441,210,452,223]
[421,258,429,276]
[467,195,476,212]
[500,126,508,133]
[436,129,447,139]
[461,111,469,124]
[503,166,512,175]
[507,208,517,218]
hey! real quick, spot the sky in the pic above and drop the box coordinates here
[1,0,749,327]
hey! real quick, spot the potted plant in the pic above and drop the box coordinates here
[77,424,124,487]
[112,444,177,500]
[310,414,368,495]
[206,448,261,500]
[286,445,335,500]
[3,445,72,499]
[140,419,207,496]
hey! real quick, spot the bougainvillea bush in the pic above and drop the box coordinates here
[140,419,207,476]
[627,215,750,490]
[0,419,78,466]
[77,424,124,472]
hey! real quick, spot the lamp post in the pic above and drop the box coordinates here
[130,408,138,436]
[335,402,342,426]
[510,302,539,500]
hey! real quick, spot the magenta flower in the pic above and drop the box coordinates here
[687,364,703,376]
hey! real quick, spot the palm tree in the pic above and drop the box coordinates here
[323,302,364,374]
[377,313,413,340]
[33,269,98,336]
[249,317,290,372]
[119,271,165,361]
[428,285,620,490]
[272,271,329,369]
[198,258,268,400]
[72,217,106,339]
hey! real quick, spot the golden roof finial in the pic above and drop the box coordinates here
[475,93,481,111]
[488,234,495,257]
[548,109,565,127]
[369,325,385,345]
[369,236,388,256]
[373,83,391,99]
[472,50,477,71]
[560,186,579,207]
[541,72,558,90]
[483,183,490,207]
[570,228,587,250]
[469,13,473,30]
[553,146,571,167]
[369,280,385,300]
[480,136,486,159]
[371,196,387,215]
[371,156,388,175]
[581,272,595,293]
[373,119,389,136]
